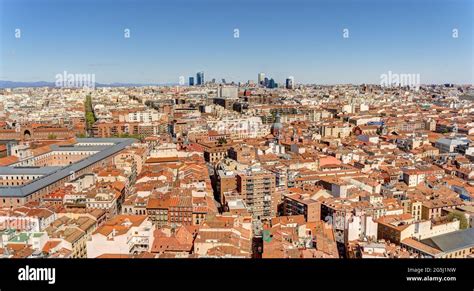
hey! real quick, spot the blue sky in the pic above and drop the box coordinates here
[0,0,473,84]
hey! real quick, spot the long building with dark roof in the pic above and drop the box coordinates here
[401,227,474,258]
[0,138,136,208]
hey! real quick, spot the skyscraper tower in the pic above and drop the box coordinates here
[268,78,276,89]
[286,76,294,89]
[264,77,269,88]
[189,77,194,86]
[258,73,265,85]
[196,71,205,85]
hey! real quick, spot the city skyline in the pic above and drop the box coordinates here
[0,0,473,85]
[1,0,474,285]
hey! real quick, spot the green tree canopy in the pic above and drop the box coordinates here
[447,211,468,229]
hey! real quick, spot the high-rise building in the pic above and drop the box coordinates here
[236,168,276,220]
[285,76,294,89]
[196,71,205,85]
[258,73,265,85]
[268,78,276,89]
[264,77,269,88]
[189,77,194,86]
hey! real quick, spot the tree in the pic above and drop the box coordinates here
[271,111,277,122]
[84,95,96,131]
[447,211,468,229]
[47,134,57,140]
[217,137,227,145]
[112,133,145,141]
[86,112,95,127]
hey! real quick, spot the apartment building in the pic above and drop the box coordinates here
[86,215,155,258]
[236,167,276,220]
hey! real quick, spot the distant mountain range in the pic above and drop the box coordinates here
[0,80,179,88]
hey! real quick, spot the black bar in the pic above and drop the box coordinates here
[0,259,470,289]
